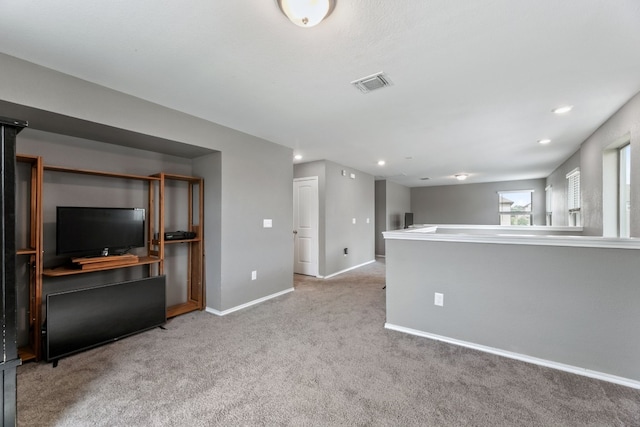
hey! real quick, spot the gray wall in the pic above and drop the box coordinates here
[212,140,293,309]
[545,150,580,227]
[192,152,222,310]
[385,238,640,383]
[295,160,375,277]
[411,179,547,225]
[386,181,411,231]
[2,52,293,313]
[374,180,411,256]
[566,91,640,236]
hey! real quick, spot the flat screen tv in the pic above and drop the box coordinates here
[56,206,146,257]
[404,212,414,229]
[46,275,166,362]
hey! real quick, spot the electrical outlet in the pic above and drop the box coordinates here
[434,292,444,307]
[352,218,356,224]
[251,270,257,281]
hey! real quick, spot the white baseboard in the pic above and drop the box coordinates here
[319,259,376,279]
[206,288,294,316]
[384,323,640,390]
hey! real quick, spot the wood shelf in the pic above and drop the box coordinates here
[18,345,36,363]
[151,172,201,182]
[152,238,202,245]
[167,301,201,318]
[152,173,205,315]
[16,154,205,361]
[16,155,43,361]
[16,248,37,255]
[44,164,161,181]
[43,256,160,277]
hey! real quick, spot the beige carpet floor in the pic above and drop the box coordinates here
[17,259,640,426]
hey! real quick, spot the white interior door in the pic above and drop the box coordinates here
[293,177,319,276]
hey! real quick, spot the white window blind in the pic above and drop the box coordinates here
[566,169,581,211]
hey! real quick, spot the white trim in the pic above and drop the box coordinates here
[496,189,535,194]
[319,259,376,279]
[384,226,640,249]
[293,176,319,182]
[384,323,640,390]
[205,288,294,316]
[407,224,579,232]
[293,176,319,277]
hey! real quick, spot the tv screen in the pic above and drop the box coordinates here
[46,275,166,361]
[56,207,146,257]
[404,212,414,229]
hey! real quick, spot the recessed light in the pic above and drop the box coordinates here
[552,105,573,114]
[538,138,551,145]
[455,174,468,181]
[294,154,303,161]
[377,160,386,166]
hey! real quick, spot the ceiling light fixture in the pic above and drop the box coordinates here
[552,105,573,114]
[455,174,468,181]
[538,138,551,145]
[276,0,336,28]
[294,154,303,160]
[377,160,386,166]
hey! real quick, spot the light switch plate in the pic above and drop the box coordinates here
[434,292,444,307]
[263,219,272,228]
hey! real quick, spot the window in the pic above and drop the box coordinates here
[498,190,533,225]
[619,144,631,237]
[603,139,630,236]
[566,168,581,226]
[545,185,552,226]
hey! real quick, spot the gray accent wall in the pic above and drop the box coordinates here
[385,238,640,383]
[295,160,375,277]
[411,179,547,225]
[2,52,294,314]
[564,91,640,236]
[374,180,410,256]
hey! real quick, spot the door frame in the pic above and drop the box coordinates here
[293,176,319,277]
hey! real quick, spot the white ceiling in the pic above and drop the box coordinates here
[2,0,640,186]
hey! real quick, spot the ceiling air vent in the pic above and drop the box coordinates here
[351,72,393,94]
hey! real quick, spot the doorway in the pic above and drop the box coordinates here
[293,177,319,276]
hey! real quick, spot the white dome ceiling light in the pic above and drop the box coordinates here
[276,0,336,27]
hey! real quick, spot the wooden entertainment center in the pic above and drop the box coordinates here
[16,155,205,362]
